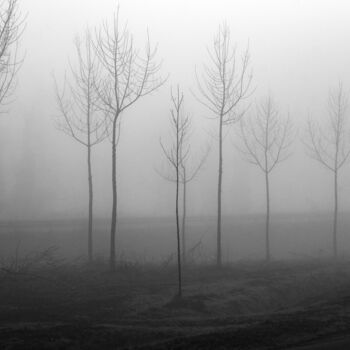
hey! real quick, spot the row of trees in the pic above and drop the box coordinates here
[51,7,350,290]
[157,31,350,298]
[160,83,349,296]
[54,8,165,271]
[0,1,347,297]
[238,85,349,264]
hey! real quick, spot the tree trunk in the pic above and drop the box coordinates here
[87,143,93,263]
[176,152,182,297]
[181,175,187,266]
[333,169,338,259]
[217,116,223,266]
[265,171,270,262]
[110,118,118,271]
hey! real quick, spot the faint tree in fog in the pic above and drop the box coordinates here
[54,29,107,263]
[178,144,209,265]
[158,92,209,266]
[0,0,24,110]
[93,7,166,271]
[0,0,24,222]
[305,83,350,259]
[194,22,253,266]
[237,96,293,261]
[160,87,188,297]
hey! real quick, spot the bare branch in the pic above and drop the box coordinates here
[304,83,350,172]
[93,9,166,121]
[54,28,107,148]
[236,95,294,174]
[159,86,209,184]
[0,0,25,111]
[194,22,253,125]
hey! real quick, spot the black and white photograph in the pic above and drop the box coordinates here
[1,1,350,349]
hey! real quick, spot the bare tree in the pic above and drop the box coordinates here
[93,7,165,271]
[195,22,252,266]
[54,29,107,263]
[237,96,293,261]
[305,83,350,259]
[0,0,24,229]
[157,111,209,266]
[160,86,189,297]
[0,0,24,110]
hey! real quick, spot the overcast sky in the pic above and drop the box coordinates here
[1,0,350,220]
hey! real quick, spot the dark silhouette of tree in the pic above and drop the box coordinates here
[159,86,188,297]
[237,95,293,261]
[304,83,350,259]
[157,99,209,266]
[54,29,107,263]
[194,22,252,266]
[93,6,166,271]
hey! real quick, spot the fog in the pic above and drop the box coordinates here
[1,1,350,225]
[4,2,350,348]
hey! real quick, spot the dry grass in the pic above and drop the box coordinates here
[1,252,350,349]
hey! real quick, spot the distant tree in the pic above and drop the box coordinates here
[237,96,293,261]
[0,0,24,109]
[157,100,209,266]
[0,0,24,223]
[54,29,107,263]
[93,7,165,271]
[304,83,350,259]
[160,86,189,296]
[194,22,253,266]
[179,145,209,266]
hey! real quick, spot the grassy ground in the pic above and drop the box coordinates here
[1,254,350,349]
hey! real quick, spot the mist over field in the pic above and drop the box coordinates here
[0,0,349,257]
[2,213,350,262]
[2,1,350,349]
[1,0,350,221]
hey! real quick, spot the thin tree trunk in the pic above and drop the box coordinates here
[110,118,118,271]
[265,171,270,262]
[87,99,93,264]
[217,116,223,266]
[176,145,182,297]
[264,102,271,262]
[87,143,93,263]
[333,169,338,259]
[182,175,186,266]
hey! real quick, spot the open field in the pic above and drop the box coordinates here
[1,212,350,262]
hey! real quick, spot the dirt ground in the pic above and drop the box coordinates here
[1,255,350,349]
